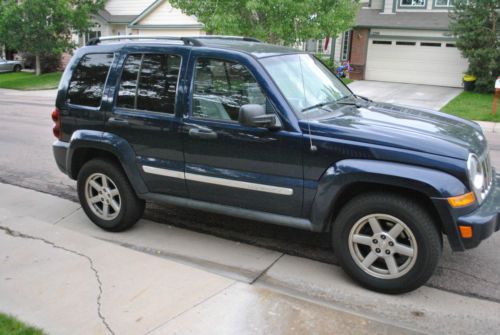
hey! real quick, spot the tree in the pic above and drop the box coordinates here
[450,0,500,93]
[0,0,104,75]
[169,0,360,45]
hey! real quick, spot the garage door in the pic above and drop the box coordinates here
[365,39,468,87]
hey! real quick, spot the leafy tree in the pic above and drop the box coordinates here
[450,0,499,93]
[169,0,360,45]
[0,0,104,75]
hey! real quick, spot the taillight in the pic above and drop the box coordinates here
[51,107,61,139]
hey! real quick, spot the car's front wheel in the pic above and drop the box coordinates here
[13,65,21,72]
[77,158,145,232]
[332,192,442,294]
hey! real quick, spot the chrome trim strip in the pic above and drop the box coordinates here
[141,164,293,196]
[142,165,185,179]
[185,173,294,196]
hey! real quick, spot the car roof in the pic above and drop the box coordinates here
[83,35,303,59]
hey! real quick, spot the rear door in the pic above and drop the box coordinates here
[104,47,189,197]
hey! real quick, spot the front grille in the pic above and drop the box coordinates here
[479,151,493,200]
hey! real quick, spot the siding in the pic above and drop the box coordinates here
[105,0,153,16]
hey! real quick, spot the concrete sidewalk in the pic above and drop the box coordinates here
[0,184,417,335]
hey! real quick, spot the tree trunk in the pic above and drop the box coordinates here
[35,54,41,76]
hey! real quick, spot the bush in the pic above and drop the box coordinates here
[450,0,500,93]
[21,53,61,73]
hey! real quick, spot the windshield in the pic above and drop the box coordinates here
[260,53,352,117]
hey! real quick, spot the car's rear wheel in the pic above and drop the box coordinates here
[332,192,441,294]
[13,65,21,72]
[77,158,145,232]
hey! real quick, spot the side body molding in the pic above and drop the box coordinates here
[66,130,148,195]
[309,159,469,232]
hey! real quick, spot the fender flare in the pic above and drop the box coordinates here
[310,159,469,233]
[66,130,148,195]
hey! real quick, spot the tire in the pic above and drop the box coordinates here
[13,65,21,72]
[77,158,145,232]
[332,192,442,294]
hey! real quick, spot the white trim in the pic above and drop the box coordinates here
[142,165,293,196]
[142,165,185,179]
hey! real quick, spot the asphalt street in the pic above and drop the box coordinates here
[1,88,500,304]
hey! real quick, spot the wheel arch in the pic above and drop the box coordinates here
[309,159,469,235]
[66,130,148,195]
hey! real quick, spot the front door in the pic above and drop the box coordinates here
[105,47,189,197]
[182,55,304,217]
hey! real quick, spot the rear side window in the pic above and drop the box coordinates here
[67,53,114,107]
[116,53,181,114]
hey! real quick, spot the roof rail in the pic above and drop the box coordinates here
[86,35,262,46]
[86,35,201,46]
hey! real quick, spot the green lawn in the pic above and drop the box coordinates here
[342,78,353,85]
[0,313,45,335]
[0,71,62,90]
[441,91,499,122]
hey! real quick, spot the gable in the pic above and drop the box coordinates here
[132,0,201,27]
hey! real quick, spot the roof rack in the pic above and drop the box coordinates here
[86,35,262,46]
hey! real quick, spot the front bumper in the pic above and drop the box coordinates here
[457,174,500,249]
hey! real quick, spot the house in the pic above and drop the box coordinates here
[74,0,205,46]
[329,0,468,87]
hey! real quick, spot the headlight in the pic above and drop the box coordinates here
[467,154,485,195]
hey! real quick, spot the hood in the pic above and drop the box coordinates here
[305,102,487,160]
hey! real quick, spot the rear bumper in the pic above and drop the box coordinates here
[457,174,500,249]
[53,140,69,174]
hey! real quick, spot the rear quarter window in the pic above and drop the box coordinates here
[67,53,114,107]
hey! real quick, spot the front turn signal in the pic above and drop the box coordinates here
[447,192,476,208]
[459,226,473,239]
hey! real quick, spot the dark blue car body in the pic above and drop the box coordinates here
[53,37,500,253]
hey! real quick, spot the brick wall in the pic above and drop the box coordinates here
[349,28,369,80]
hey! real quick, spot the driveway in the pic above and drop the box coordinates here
[348,80,462,110]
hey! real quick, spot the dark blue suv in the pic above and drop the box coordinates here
[52,36,500,293]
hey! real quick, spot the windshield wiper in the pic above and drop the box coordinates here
[301,96,363,113]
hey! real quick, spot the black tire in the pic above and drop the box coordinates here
[13,65,21,72]
[332,192,442,294]
[77,158,145,232]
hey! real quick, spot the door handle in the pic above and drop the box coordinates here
[188,127,217,140]
[108,117,129,126]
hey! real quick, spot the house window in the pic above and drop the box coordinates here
[372,40,392,45]
[435,0,453,7]
[400,0,426,7]
[396,41,416,46]
[421,42,442,47]
[340,30,352,61]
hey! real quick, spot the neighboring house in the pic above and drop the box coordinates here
[335,0,467,87]
[74,0,204,46]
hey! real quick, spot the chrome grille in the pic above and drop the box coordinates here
[479,151,493,200]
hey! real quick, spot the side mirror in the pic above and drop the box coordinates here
[238,104,278,129]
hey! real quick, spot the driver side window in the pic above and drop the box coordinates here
[192,58,270,122]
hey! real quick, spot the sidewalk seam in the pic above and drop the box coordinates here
[0,225,115,335]
[249,253,285,285]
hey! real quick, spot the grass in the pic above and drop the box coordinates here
[0,71,62,90]
[441,91,499,122]
[0,313,45,335]
[342,78,353,85]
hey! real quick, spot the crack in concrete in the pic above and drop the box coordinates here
[0,225,115,335]
[52,206,82,225]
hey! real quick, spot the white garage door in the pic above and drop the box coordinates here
[365,39,468,87]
